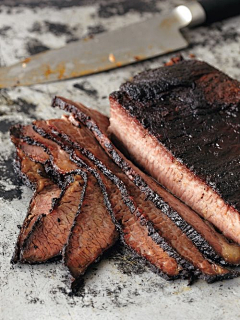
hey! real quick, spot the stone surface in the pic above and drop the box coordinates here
[0,1,240,319]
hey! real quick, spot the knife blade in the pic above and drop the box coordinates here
[0,0,239,88]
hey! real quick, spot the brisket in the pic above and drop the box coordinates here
[10,129,62,262]
[12,125,119,275]
[30,120,187,279]
[108,60,240,244]
[20,173,86,263]
[9,58,240,287]
[52,96,240,266]
[44,107,239,281]
[43,118,225,277]
[64,172,118,278]
[16,123,184,280]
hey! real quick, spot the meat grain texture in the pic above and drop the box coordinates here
[109,59,240,244]
[10,59,240,291]
[51,95,240,282]
[53,95,240,267]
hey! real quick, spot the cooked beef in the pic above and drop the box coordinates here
[52,96,240,266]
[108,60,240,244]
[9,90,240,282]
[10,126,51,188]
[10,129,62,262]
[41,118,226,277]
[29,121,188,279]
[20,124,78,174]
[41,109,239,281]
[65,172,118,278]
[11,125,120,275]
[16,122,184,279]
[65,172,160,279]
[20,173,86,263]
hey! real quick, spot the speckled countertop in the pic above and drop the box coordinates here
[0,1,240,320]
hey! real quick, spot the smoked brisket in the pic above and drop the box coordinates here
[20,173,86,263]
[14,122,185,279]
[10,72,240,284]
[50,99,240,281]
[52,96,240,267]
[108,59,240,244]
[11,125,119,275]
[10,129,62,263]
[23,121,188,279]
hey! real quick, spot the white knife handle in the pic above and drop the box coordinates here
[174,2,206,28]
[175,0,240,28]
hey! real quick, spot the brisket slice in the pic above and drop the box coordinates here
[20,173,86,263]
[65,172,118,278]
[30,121,187,279]
[51,96,240,266]
[10,129,62,263]
[108,59,240,244]
[33,118,239,281]
[13,125,119,276]
[10,126,51,188]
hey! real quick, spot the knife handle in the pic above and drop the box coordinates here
[198,0,240,24]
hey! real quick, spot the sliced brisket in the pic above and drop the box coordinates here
[65,172,118,278]
[10,129,62,262]
[31,120,187,279]
[12,125,119,275]
[21,124,77,174]
[20,173,86,263]
[66,171,181,279]
[108,59,240,244]
[52,96,240,267]
[37,112,238,281]
[17,122,182,279]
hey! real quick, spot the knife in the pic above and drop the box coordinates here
[0,0,240,88]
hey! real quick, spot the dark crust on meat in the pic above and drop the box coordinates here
[51,98,224,264]
[12,125,119,271]
[32,122,192,280]
[18,173,86,264]
[21,129,185,280]
[15,123,185,281]
[51,97,240,282]
[64,172,118,279]
[10,127,63,263]
[109,59,240,211]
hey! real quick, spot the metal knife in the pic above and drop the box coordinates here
[0,0,239,88]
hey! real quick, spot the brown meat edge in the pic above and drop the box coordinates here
[19,174,86,264]
[109,96,240,245]
[43,117,235,278]
[51,96,240,281]
[32,121,188,280]
[10,129,62,263]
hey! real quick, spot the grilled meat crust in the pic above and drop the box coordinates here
[10,128,62,263]
[108,60,240,243]
[11,125,119,274]
[31,121,187,279]
[51,97,240,281]
[20,174,86,263]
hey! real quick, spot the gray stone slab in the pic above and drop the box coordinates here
[0,1,240,319]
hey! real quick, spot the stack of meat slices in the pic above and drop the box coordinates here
[10,59,240,290]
